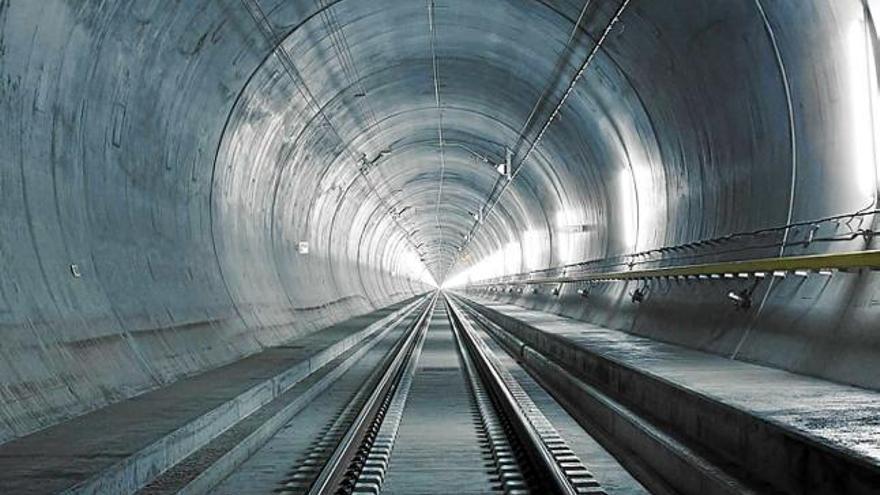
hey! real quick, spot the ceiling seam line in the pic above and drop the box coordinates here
[453,0,594,271]
[239,0,429,279]
[429,0,447,277]
[454,0,632,277]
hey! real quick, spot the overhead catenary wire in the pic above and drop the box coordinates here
[429,0,449,277]
[448,0,632,281]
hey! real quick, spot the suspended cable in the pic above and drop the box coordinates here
[450,0,632,280]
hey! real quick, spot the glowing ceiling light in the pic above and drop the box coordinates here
[727,289,751,310]
[503,240,521,275]
[522,229,544,270]
[495,147,513,179]
[555,208,577,264]
[848,14,880,201]
[399,249,436,288]
[619,168,638,252]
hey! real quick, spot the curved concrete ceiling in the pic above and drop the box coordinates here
[218,0,876,286]
[1,0,878,441]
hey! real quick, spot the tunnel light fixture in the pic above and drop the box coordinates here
[503,241,522,276]
[847,15,880,201]
[522,229,543,270]
[772,270,787,278]
[576,287,589,298]
[818,269,834,276]
[555,209,580,264]
[619,168,639,251]
[630,287,645,303]
[471,208,483,223]
[297,241,310,254]
[794,270,810,277]
[494,147,512,179]
[727,289,752,310]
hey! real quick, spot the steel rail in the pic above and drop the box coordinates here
[468,249,880,287]
[445,295,579,495]
[307,294,436,495]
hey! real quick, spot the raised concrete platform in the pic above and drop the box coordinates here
[460,305,650,494]
[464,297,880,494]
[0,297,423,495]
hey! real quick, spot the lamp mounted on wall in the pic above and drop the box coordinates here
[494,147,512,180]
[727,289,752,309]
[630,287,646,303]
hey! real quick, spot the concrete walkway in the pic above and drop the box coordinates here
[470,299,880,493]
[0,298,419,494]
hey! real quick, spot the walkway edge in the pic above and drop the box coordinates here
[62,298,424,495]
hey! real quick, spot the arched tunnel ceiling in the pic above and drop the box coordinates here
[223,0,656,282]
[219,0,876,286]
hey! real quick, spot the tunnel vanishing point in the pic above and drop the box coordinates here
[2,1,880,494]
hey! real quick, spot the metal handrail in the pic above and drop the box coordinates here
[468,249,880,287]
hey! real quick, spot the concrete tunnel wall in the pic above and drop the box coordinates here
[0,0,435,443]
[1,0,879,444]
[451,0,880,392]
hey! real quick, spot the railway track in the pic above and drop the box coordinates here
[269,293,604,494]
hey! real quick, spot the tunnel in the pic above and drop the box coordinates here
[2,0,880,493]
